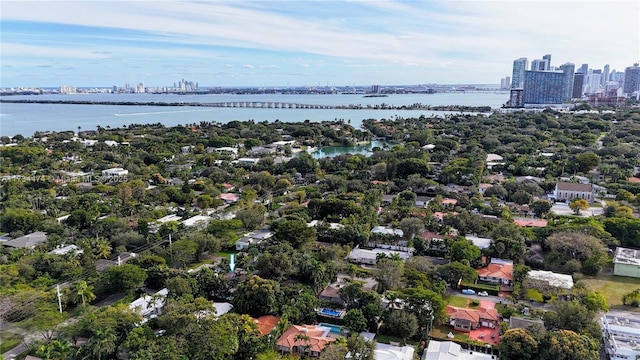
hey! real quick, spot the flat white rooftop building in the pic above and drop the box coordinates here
[602,311,640,360]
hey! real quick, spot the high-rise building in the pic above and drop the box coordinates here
[543,54,552,68]
[500,76,511,90]
[559,63,575,101]
[602,64,610,85]
[509,89,524,107]
[523,70,565,104]
[511,58,528,88]
[531,58,550,71]
[585,73,602,94]
[578,64,589,74]
[573,73,585,98]
[623,63,640,94]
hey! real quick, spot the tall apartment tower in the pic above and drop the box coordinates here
[602,64,610,85]
[543,54,552,68]
[578,64,589,74]
[523,70,565,104]
[511,58,528,88]
[531,59,550,71]
[623,63,640,94]
[573,73,585,98]
[559,63,575,101]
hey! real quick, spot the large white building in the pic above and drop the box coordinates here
[601,311,640,360]
[553,182,594,202]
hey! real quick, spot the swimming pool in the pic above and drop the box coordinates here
[318,323,343,334]
[320,308,342,317]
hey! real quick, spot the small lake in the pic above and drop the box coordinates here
[311,140,390,159]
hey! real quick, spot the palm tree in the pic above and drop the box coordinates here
[84,237,112,259]
[74,280,96,306]
[87,328,117,360]
[293,333,311,355]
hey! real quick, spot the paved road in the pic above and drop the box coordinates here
[447,288,554,311]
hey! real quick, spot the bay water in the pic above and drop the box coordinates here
[0,92,508,137]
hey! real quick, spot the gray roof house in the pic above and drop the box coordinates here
[2,232,48,249]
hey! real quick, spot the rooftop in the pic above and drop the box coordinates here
[423,340,494,360]
[477,263,513,281]
[527,270,574,289]
[3,231,48,248]
[556,181,593,192]
[614,247,640,266]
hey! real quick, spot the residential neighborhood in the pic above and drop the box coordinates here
[0,107,639,360]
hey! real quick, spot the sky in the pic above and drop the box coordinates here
[1,0,639,88]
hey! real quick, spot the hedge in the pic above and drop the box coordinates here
[460,282,500,296]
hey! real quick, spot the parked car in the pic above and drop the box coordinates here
[478,291,489,297]
[462,289,476,295]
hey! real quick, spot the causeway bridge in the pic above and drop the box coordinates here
[206,101,335,109]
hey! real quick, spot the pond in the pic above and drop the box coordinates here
[310,140,390,159]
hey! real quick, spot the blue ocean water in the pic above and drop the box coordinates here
[0,92,508,136]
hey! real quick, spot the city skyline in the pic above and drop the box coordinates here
[1,1,639,88]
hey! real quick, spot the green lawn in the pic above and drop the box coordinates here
[375,334,419,346]
[582,274,640,310]
[431,325,469,341]
[0,331,23,353]
[188,258,215,270]
[446,296,470,308]
[527,289,544,302]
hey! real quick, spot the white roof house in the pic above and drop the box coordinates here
[181,215,213,228]
[235,229,274,251]
[464,235,492,249]
[155,214,183,224]
[129,288,169,323]
[371,226,404,237]
[374,342,415,360]
[101,167,129,176]
[422,340,494,360]
[347,247,412,265]
[48,244,83,256]
[526,270,574,290]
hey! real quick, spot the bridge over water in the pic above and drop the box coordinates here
[207,101,335,109]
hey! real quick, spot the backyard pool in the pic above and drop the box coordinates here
[318,323,344,335]
[319,308,343,317]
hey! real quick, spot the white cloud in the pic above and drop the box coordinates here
[1,0,638,85]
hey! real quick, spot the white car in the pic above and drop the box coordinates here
[478,291,489,297]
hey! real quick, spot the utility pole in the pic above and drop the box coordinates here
[169,234,173,263]
[56,284,63,313]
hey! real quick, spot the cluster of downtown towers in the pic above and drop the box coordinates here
[504,54,640,107]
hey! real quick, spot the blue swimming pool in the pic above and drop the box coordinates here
[320,308,342,317]
[318,323,343,334]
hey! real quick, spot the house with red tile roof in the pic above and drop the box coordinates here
[219,193,240,203]
[253,315,280,337]
[276,324,336,357]
[476,262,513,286]
[513,218,548,228]
[445,306,499,332]
[441,198,458,206]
